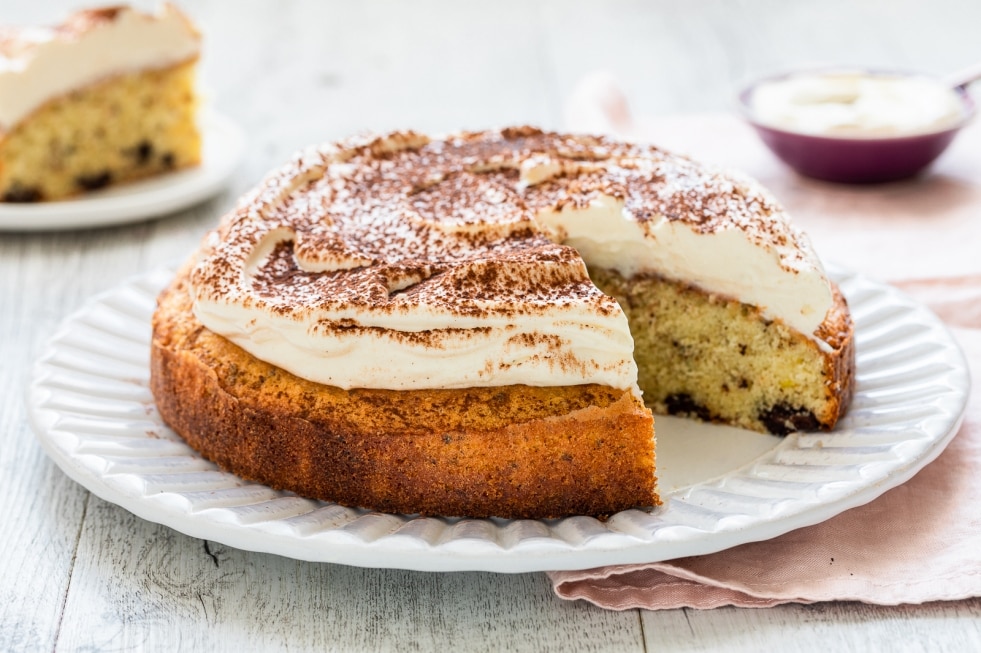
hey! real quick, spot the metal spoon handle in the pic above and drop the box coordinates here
[947,62,981,90]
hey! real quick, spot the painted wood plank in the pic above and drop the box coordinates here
[54,499,644,652]
[642,599,981,652]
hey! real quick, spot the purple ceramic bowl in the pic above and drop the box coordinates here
[738,71,976,184]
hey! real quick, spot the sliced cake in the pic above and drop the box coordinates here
[0,4,201,202]
[150,127,854,519]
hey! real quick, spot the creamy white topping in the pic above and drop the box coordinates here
[0,5,200,130]
[195,260,640,392]
[535,194,832,338]
[749,71,965,138]
[190,129,835,392]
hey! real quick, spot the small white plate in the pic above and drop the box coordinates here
[27,266,970,573]
[0,112,245,231]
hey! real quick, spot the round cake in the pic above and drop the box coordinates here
[150,126,854,519]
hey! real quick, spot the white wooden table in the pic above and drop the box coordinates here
[3,1,981,650]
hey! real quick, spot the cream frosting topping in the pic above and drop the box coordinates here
[190,128,835,391]
[0,4,200,131]
[749,71,965,138]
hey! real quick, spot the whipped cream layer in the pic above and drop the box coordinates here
[750,71,965,138]
[191,128,835,391]
[531,182,832,339]
[0,4,200,131]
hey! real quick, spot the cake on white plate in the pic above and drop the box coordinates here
[150,127,854,519]
[0,4,201,203]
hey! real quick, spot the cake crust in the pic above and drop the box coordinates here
[151,268,660,519]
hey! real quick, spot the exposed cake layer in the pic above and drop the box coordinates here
[0,59,200,202]
[590,268,854,435]
[0,4,200,132]
[191,127,836,391]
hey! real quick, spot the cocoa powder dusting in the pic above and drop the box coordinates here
[192,126,809,332]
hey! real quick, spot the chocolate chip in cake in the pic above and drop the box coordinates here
[131,141,154,165]
[76,171,112,191]
[664,393,712,422]
[2,184,42,203]
[759,403,820,436]
[162,153,176,168]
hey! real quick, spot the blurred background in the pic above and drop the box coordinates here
[5,0,978,193]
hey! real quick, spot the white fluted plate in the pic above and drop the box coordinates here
[0,112,244,231]
[28,266,970,572]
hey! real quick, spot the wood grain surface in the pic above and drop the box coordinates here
[2,1,980,650]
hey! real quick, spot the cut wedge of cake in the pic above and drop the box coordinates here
[0,4,201,202]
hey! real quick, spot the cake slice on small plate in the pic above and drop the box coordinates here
[0,4,201,203]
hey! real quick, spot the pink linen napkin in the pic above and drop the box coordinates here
[548,74,981,610]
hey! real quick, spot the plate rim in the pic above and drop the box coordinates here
[26,266,971,572]
[0,111,245,232]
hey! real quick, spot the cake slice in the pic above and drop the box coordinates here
[150,127,854,519]
[0,4,201,202]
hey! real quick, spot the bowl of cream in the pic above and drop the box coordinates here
[739,69,975,183]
